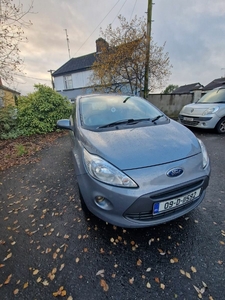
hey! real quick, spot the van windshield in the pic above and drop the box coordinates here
[197,88,225,104]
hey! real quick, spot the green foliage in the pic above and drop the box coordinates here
[162,84,179,94]
[0,105,22,139]
[17,84,72,135]
[15,144,27,156]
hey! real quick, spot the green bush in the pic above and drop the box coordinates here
[0,106,22,139]
[17,84,72,135]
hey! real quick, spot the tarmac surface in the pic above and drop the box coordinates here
[0,129,224,300]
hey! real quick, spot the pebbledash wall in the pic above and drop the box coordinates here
[147,94,194,119]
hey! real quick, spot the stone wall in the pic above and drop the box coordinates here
[147,94,194,119]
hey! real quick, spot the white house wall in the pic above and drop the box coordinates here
[54,70,93,91]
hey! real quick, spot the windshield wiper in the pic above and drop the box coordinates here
[151,115,164,123]
[98,118,151,129]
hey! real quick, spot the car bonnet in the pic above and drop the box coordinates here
[80,120,201,170]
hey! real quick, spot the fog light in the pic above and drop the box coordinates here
[95,196,105,203]
[94,196,113,210]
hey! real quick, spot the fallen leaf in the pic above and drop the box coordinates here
[191,266,197,273]
[4,274,12,284]
[33,269,39,275]
[158,248,166,255]
[53,253,58,259]
[0,264,5,268]
[136,259,142,266]
[146,282,151,288]
[185,272,191,279]
[59,264,65,271]
[42,280,49,286]
[3,252,12,261]
[37,277,42,283]
[100,279,109,292]
[170,257,179,263]
[180,269,185,275]
[67,296,73,300]
[146,267,151,272]
[155,277,160,283]
[129,277,134,284]
[75,257,80,263]
[160,283,165,290]
[23,282,29,289]
[96,269,105,277]
[14,289,19,295]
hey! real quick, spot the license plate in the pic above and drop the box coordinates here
[183,117,194,121]
[153,188,201,215]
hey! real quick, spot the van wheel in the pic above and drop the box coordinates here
[215,117,225,133]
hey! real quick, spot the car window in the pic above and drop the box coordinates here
[197,88,225,104]
[79,95,162,128]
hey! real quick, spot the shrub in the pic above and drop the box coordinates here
[0,106,21,139]
[17,84,72,135]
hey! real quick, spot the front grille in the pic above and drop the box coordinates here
[179,115,212,127]
[124,177,209,222]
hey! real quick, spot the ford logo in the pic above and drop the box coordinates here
[167,168,183,177]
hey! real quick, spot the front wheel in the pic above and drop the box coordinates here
[215,117,225,134]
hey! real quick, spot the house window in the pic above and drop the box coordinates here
[64,75,73,89]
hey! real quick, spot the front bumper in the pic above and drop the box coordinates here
[179,114,219,129]
[77,154,210,228]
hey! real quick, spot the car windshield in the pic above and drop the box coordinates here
[79,95,163,129]
[197,88,225,104]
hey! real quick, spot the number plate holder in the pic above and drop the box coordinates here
[153,188,201,215]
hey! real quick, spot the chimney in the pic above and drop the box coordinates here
[96,38,109,53]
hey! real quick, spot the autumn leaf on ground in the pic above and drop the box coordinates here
[3,252,12,261]
[158,248,166,255]
[59,264,65,271]
[136,259,142,266]
[160,283,165,290]
[33,269,39,275]
[14,289,19,295]
[42,280,49,286]
[170,257,179,263]
[146,282,151,289]
[100,279,109,292]
[191,266,197,273]
[75,257,80,263]
[129,277,134,284]
[23,282,29,289]
[0,264,5,268]
[4,274,12,284]
[96,269,105,277]
[53,286,66,297]
[154,277,160,283]
[146,267,151,272]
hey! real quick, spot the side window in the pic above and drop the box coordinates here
[64,75,73,89]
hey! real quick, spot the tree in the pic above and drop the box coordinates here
[0,0,33,84]
[162,84,179,94]
[91,15,172,96]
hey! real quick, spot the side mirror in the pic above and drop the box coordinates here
[57,119,73,131]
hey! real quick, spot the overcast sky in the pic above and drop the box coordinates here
[8,0,225,95]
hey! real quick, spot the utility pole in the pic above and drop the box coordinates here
[48,70,55,90]
[144,0,152,99]
[65,29,71,59]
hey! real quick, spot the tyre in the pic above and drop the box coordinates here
[78,188,90,215]
[215,117,225,134]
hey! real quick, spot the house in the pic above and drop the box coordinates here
[0,78,20,107]
[202,77,225,92]
[53,38,109,102]
[172,82,204,102]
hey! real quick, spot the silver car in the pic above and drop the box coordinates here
[179,86,225,133]
[57,94,210,228]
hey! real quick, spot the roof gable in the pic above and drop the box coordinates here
[202,77,225,91]
[172,82,203,94]
[53,53,96,77]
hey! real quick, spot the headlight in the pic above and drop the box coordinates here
[198,139,209,169]
[202,107,219,115]
[83,149,137,187]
